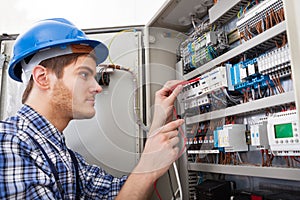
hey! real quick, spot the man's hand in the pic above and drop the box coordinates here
[134,119,184,176]
[116,80,185,200]
[134,80,185,179]
[149,80,183,133]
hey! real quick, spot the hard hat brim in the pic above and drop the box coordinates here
[8,39,108,82]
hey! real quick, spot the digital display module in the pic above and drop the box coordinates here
[274,123,293,138]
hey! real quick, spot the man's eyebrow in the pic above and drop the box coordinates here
[76,66,95,75]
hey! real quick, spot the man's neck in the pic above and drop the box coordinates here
[25,100,70,133]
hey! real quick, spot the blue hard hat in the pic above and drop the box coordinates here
[8,18,108,82]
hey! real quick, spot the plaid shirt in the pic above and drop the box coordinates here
[0,105,127,199]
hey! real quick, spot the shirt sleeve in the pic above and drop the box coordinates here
[0,133,59,199]
[74,152,128,199]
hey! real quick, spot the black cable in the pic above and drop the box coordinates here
[167,170,176,200]
[261,87,268,98]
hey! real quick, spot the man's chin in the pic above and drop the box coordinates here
[72,111,96,120]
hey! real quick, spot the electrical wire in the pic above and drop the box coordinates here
[292,157,300,164]
[155,147,184,200]
[257,83,262,98]
[222,88,240,104]
[173,106,187,158]
[107,29,136,65]
[153,94,186,200]
[211,92,227,105]
[172,162,183,200]
[237,0,260,18]
[266,80,274,96]
[276,75,285,93]
[170,83,193,200]
[167,170,176,200]
[98,64,149,132]
[154,180,163,200]
[191,15,199,33]
[169,77,200,92]
[255,20,263,34]
[126,69,150,132]
[261,149,265,166]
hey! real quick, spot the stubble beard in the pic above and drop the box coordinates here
[50,80,74,120]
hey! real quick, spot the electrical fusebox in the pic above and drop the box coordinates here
[146,0,300,199]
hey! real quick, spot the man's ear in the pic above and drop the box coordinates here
[31,65,50,89]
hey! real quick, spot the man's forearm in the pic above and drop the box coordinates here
[116,172,155,200]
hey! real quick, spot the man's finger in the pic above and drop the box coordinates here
[169,136,180,147]
[165,130,179,140]
[167,84,183,103]
[160,119,184,133]
[149,119,184,136]
[158,80,183,97]
[164,80,184,90]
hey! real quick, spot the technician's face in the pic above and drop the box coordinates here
[50,55,102,119]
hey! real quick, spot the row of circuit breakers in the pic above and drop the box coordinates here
[181,0,286,75]
[178,45,299,156]
[180,43,290,110]
[185,111,299,156]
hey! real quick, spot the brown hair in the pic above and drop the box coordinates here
[22,53,94,104]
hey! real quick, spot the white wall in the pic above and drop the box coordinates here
[0,0,165,34]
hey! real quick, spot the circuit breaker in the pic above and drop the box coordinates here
[250,120,269,148]
[217,124,248,152]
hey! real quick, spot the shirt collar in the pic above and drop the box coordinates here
[18,104,67,150]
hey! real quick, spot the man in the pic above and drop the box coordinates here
[0,18,184,199]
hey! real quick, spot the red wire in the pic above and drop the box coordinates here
[173,106,187,158]
[168,78,191,157]
[153,80,189,199]
[169,77,200,91]
[154,180,163,200]
[153,105,186,200]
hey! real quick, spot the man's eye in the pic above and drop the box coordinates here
[80,72,89,79]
